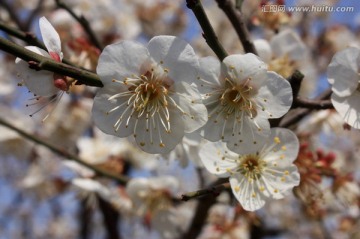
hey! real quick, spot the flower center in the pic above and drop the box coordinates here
[126,70,173,119]
[238,154,266,180]
[220,78,257,118]
[142,189,172,213]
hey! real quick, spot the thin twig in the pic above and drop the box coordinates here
[181,180,229,201]
[55,0,103,51]
[280,88,332,128]
[186,0,228,60]
[215,0,257,55]
[294,98,333,109]
[0,117,128,185]
[0,37,103,87]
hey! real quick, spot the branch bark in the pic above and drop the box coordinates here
[0,117,128,184]
[215,0,257,55]
[186,0,228,60]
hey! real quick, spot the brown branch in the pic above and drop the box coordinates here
[215,0,257,54]
[0,117,128,185]
[181,180,229,201]
[280,88,332,128]
[186,0,228,60]
[294,98,333,110]
[181,178,228,239]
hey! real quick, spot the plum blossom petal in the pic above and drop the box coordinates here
[327,47,360,97]
[331,91,360,129]
[15,46,59,96]
[147,35,199,85]
[39,16,63,60]
[96,41,149,84]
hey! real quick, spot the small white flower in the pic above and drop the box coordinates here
[15,17,68,96]
[92,35,208,154]
[327,47,360,129]
[199,128,300,211]
[198,54,292,154]
[125,176,180,239]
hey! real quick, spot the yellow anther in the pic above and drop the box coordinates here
[281,146,287,151]
[284,170,289,175]
[274,137,281,144]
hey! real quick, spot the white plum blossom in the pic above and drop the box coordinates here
[254,29,309,79]
[327,47,360,129]
[92,35,207,154]
[198,54,292,154]
[126,176,181,239]
[15,17,69,96]
[199,128,300,211]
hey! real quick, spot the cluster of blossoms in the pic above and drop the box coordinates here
[3,0,360,238]
[14,17,300,211]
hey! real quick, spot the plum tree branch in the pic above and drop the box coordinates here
[181,181,230,201]
[215,0,257,54]
[186,0,228,60]
[0,37,103,87]
[0,117,128,185]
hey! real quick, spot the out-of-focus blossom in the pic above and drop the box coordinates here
[61,0,141,42]
[126,176,181,239]
[130,0,186,37]
[198,204,250,239]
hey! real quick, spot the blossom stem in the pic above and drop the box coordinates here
[0,37,103,87]
[55,0,103,51]
[186,0,228,61]
[0,117,128,184]
[215,0,258,55]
